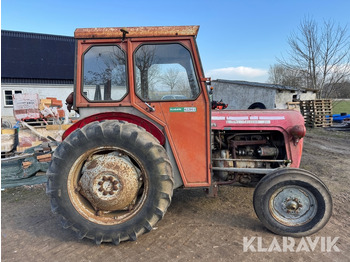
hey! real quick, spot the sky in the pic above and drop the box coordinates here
[2,0,350,83]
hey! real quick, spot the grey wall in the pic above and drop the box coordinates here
[211,82,276,110]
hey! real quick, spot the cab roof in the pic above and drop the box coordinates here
[74,26,199,39]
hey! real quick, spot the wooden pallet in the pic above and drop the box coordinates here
[300,99,333,128]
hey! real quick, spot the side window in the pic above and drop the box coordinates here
[83,45,127,101]
[134,43,200,101]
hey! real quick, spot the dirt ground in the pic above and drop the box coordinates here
[2,128,350,262]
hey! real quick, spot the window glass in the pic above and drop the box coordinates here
[83,45,127,101]
[4,90,22,106]
[134,44,200,101]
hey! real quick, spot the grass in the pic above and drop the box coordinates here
[332,100,350,115]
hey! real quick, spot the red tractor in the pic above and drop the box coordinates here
[47,26,332,244]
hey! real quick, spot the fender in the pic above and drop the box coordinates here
[62,112,166,145]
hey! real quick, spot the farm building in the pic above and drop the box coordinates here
[211,79,317,110]
[1,30,75,122]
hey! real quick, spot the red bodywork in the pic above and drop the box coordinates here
[63,112,165,145]
[211,109,306,168]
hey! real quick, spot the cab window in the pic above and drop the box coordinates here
[83,45,127,101]
[134,43,200,101]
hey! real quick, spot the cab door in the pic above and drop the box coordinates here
[131,40,211,187]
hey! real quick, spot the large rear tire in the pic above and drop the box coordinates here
[253,168,332,237]
[47,120,174,244]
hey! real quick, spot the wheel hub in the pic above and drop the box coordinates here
[79,152,140,211]
[270,186,317,226]
[285,200,299,211]
[283,197,304,214]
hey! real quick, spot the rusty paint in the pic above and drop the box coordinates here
[74,26,199,39]
[79,152,139,211]
[86,159,98,170]
[67,146,149,226]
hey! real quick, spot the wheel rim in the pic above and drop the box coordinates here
[269,185,317,226]
[67,146,148,226]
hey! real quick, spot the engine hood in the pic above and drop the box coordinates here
[211,109,305,133]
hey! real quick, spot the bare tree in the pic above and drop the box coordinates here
[278,17,350,98]
[159,68,181,94]
[268,64,302,87]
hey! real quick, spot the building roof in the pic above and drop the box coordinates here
[1,30,75,84]
[212,79,316,92]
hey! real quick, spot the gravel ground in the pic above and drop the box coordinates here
[2,128,350,262]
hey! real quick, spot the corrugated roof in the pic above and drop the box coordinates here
[1,30,75,82]
[213,79,302,91]
[2,30,74,41]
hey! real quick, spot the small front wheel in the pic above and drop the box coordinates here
[253,168,332,237]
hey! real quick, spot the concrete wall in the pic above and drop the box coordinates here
[300,91,317,101]
[275,91,296,109]
[275,90,317,109]
[211,82,276,109]
[1,83,74,122]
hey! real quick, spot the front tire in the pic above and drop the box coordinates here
[46,120,174,244]
[253,168,332,237]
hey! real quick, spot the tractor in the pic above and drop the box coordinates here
[47,26,332,245]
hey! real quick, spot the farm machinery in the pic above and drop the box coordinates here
[47,26,332,244]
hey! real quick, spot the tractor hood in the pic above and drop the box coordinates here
[211,109,306,135]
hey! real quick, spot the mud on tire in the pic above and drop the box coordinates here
[46,120,174,244]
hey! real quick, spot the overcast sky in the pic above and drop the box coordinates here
[2,0,349,82]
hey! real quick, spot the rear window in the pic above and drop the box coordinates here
[82,45,127,102]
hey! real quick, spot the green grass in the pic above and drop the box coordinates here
[332,100,350,115]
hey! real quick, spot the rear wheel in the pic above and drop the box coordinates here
[47,120,174,244]
[253,168,332,237]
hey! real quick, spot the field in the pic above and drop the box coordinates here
[2,128,350,262]
[332,99,350,114]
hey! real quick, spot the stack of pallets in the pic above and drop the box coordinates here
[300,100,332,127]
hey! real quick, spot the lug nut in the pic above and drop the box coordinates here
[109,191,114,195]
[98,181,103,185]
[103,176,108,181]
[113,185,119,190]
[98,187,104,192]
[103,191,108,195]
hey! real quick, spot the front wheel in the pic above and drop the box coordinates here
[46,120,174,244]
[253,168,332,237]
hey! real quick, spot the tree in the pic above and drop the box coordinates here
[323,81,350,98]
[134,45,163,99]
[267,64,302,88]
[159,68,181,94]
[277,17,350,98]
